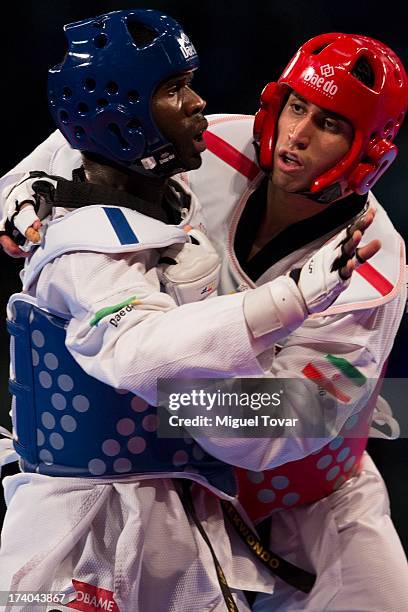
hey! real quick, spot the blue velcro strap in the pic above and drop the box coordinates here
[103,207,139,245]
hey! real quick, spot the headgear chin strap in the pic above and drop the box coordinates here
[254,33,407,204]
[48,9,200,178]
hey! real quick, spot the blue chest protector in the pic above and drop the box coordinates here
[7,205,236,496]
[8,298,236,496]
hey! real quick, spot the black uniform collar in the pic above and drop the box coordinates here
[235,177,368,282]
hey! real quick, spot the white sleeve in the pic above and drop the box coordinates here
[35,249,306,405]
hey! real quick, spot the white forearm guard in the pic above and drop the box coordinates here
[244,277,307,339]
[157,228,221,305]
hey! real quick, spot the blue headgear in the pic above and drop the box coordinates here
[48,9,200,176]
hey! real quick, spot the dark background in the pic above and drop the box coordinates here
[0,0,407,556]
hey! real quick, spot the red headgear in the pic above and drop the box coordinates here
[254,33,408,203]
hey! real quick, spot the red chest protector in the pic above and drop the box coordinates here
[235,379,380,523]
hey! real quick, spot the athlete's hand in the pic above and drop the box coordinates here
[0,233,31,258]
[0,208,42,257]
[334,207,380,279]
[0,172,58,256]
[12,203,43,243]
[294,207,380,314]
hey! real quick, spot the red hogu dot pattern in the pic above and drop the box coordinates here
[235,399,374,524]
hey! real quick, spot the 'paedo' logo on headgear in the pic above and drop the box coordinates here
[302,66,338,97]
[177,32,197,60]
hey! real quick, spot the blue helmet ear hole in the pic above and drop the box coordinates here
[106,81,119,95]
[77,103,89,115]
[96,98,109,111]
[108,123,130,150]
[128,90,139,104]
[60,110,69,124]
[125,18,158,48]
[74,126,85,139]
[84,78,96,92]
[93,33,108,48]
[127,119,141,132]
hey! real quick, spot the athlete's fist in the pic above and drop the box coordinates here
[295,207,380,314]
[0,172,58,255]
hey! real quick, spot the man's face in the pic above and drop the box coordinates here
[152,71,208,171]
[272,91,354,193]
